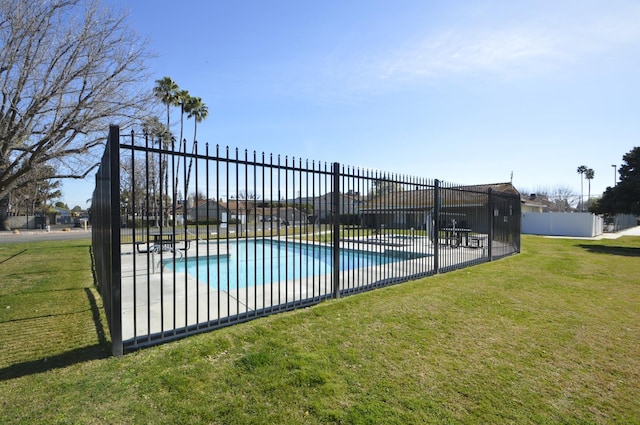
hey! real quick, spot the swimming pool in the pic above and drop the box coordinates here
[166,239,424,290]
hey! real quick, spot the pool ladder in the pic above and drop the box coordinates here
[151,245,184,273]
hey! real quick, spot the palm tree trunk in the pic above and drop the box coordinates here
[581,176,584,211]
[194,118,198,143]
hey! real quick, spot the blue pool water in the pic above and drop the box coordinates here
[166,239,419,290]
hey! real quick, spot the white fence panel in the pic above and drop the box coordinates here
[522,212,603,237]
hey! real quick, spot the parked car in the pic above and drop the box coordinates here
[74,218,88,228]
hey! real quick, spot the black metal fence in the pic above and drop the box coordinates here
[92,125,521,356]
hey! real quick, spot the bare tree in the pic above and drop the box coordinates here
[120,155,148,212]
[139,117,170,226]
[237,191,261,200]
[0,0,151,229]
[368,178,403,198]
[9,164,62,216]
[519,185,579,211]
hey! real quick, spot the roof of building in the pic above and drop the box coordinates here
[360,182,520,210]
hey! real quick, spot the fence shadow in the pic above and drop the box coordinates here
[0,287,110,381]
[0,343,110,381]
[578,244,640,257]
[0,248,28,265]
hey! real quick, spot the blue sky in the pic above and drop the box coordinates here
[65,0,640,208]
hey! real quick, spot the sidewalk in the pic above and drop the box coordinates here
[0,228,89,236]
[597,225,640,239]
[0,226,91,243]
[543,225,640,240]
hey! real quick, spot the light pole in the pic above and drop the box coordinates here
[611,164,616,187]
[123,197,129,228]
[25,196,29,229]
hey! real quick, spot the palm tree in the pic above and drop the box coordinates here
[585,168,595,211]
[173,89,190,203]
[153,77,179,226]
[184,96,208,198]
[577,165,588,211]
[153,77,179,131]
[142,117,170,227]
[186,96,208,143]
[176,89,190,149]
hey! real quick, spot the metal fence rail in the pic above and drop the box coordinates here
[92,126,521,355]
[606,213,639,233]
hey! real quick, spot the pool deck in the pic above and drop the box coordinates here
[119,234,491,343]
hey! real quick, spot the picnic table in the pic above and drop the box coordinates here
[135,232,191,253]
[151,232,174,248]
[441,227,472,247]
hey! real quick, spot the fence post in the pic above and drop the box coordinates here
[514,193,521,253]
[487,187,493,262]
[433,179,440,274]
[108,125,123,356]
[332,162,340,298]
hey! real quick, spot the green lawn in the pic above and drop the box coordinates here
[1,235,639,424]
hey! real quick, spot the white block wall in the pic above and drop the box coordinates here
[522,212,604,237]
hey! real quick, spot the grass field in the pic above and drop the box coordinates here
[1,235,639,424]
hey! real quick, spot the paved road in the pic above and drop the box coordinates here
[2,225,639,245]
[0,228,92,244]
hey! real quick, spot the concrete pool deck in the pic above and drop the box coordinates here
[119,233,498,344]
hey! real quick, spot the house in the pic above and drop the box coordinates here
[222,200,255,224]
[252,205,309,225]
[186,200,230,223]
[359,182,521,234]
[272,207,308,225]
[52,206,72,225]
[307,192,361,224]
[520,193,572,213]
[521,194,548,213]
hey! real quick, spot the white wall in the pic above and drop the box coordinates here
[7,216,34,229]
[522,212,604,237]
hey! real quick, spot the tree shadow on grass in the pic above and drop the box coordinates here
[578,244,640,257]
[0,288,110,381]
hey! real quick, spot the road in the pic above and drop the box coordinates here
[0,228,92,244]
[3,225,638,245]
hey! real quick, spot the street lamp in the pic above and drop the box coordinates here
[611,164,617,187]
[123,197,129,228]
[25,196,29,229]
